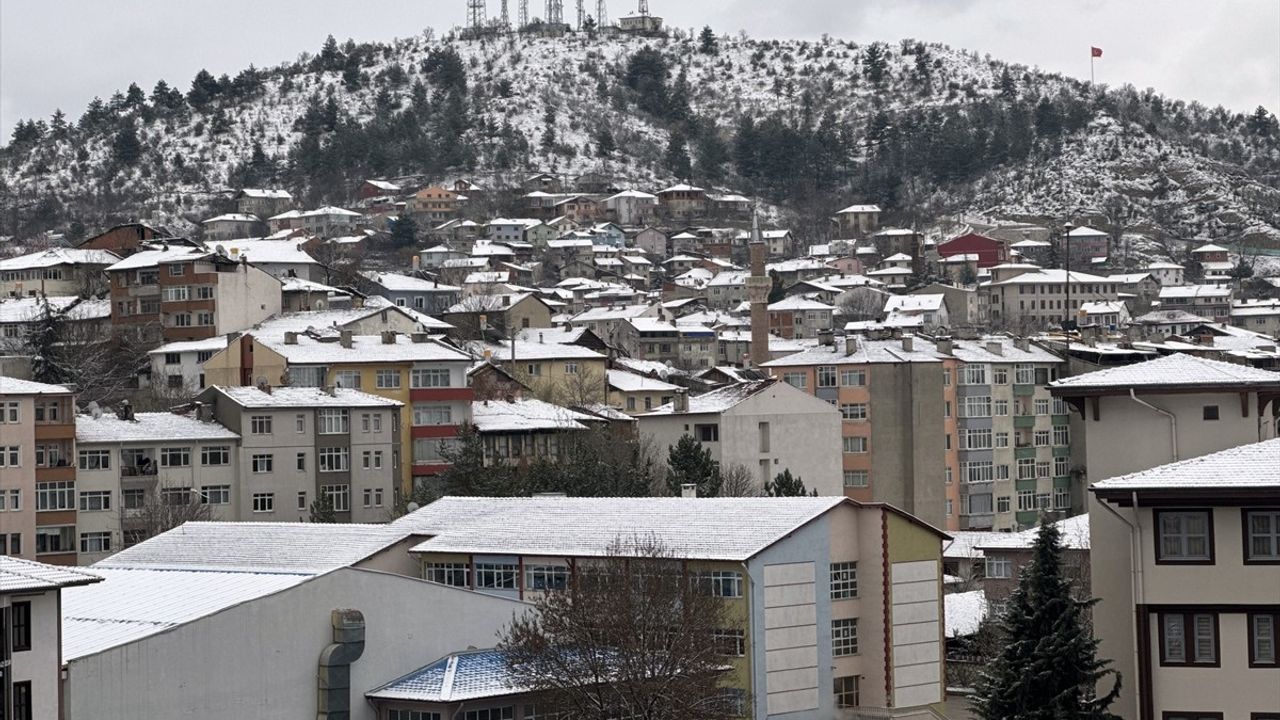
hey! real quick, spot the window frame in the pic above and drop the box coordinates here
[1158,610,1220,668]
[1154,509,1216,565]
[1243,509,1280,565]
[832,617,858,656]
[830,561,858,599]
[1248,612,1278,668]
[1161,713,1224,720]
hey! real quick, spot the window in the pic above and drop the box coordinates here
[959,428,992,450]
[830,561,857,599]
[843,436,868,454]
[414,404,452,426]
[298,491,308,510]
[1,401,19,423]
[33,443,63,468]
[294,413,306,433]
[361,450,384,470]
[694,424,719,442]
[35,526,74,554]
[250,415,272,434]
[1034,430,1051,447]
[476,563,518,590]
[1034,399,1051,416]
[527,565,569,591]
[252,493,275,513]
[782,372,807,389]
[1053,425,1070,446]
[564,361,579,374]
[997,496,1011,513]
[1203,405,1220,421]
[376,369,402,389]
[995,431,1010,448]
[36,481,75,511]
[1054,456,1070,478]
[163,285,189,302]
[195,285,214,300]
[962,461,994,484]
[79,490,111,511]
[1161,714,1223,720]
[198,309,213,324]
[992,367,1009,384]
[1156,510,1214,563]
[840,369,866,386]
[11,601,32,650]
[1,445,20,467]
[201,485,230,505]
[959,364,988,385]
[1245,510,1280,562]
[1014,364,1036,384]
[318,409,350,434]
[1246,612,1279,667]
[996,464,1010,480]
[464,708,513,720]
[713,629,746,656]
[173,313,192,327]
[832,618,858,656]
[994,399,1009,416]
[525,363,542,376]
[425,562,470,587]
[390,710,442,720]
[80,532,112,553]
[161,487,192,506]
[695,571,743,597]
[296,453,306,471]
[1016,489,1035,511]
[78,449,111,470]
[1054,487,1070,510]
[333,370,362,389]
[195,446,230,467]
[163,352,182,365]
[168,263,185,276]
[843,470,868,488]
[834,675,860,708]
[985,556,1013,578]
[322,484,350,511]
[122,488,145,509]
[1160,612,1218,666]
[319,447,350,472]
[251,454,274,473]
[840,403,868,420]
[961,396,991,418]
[817,366,838,387]
[411,368,451,388]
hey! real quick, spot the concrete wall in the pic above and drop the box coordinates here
[64,567,529,720]
[213,264,282,336]
[4,589,62,719]
[869,364,946,528]
[0,394,37,559]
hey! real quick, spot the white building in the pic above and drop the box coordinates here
[147,336,230,393]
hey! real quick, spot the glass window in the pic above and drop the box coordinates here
[960,364,988,385]
[842,436,868,454]
[36,481,75,511]
[80,532,112,553]
[526,565,569,591]
[318,447,350,472]
[376,370,402,389]
[1160,612,1217,665]
[1251,613,1277,665]
[413,404,453,426]
[830,561,857,599]
[475,563,518,590]
[782,372,808,389]
[201,485,231,505]
[201,445,230,466]
[961,396,991,418]
[411,368,451,388]
[1245,510,1280,562]
[832,618,858,656]
[1157,510,1213,562]
[35,526,75,554]
[695,571,742,597]
[78,449,111,470]
[994,399,1009,416]
[250,415,272,434]
[322,484,350,512]
[251,454,274,473]
[992,367,1009,384]
[713,629,746,656]
[843,470,868,488]
[425,562,470,587]
[78,490,111,511]
[817,366,838,387]
[985,557,1012,578]
[840,369,866,386]
[318,409,350,434]
[463,708,513,720]
[334,370,362,389]
[840,403,868,421]
[122,488,145,509]
[252,493,274,513]
[834,675,860,708]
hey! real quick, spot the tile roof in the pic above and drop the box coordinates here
[368,649,523,702]
[400,496,849,560]
[75,411,239,444]
[0,376,73,395]
[471,398,597,432]
[1092,437,1280,491]
[0,556,101,593]
[1049,352,1280,391]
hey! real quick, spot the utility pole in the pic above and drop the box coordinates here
[1063,222,1074,351]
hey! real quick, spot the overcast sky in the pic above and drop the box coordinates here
[2,0,1277,139]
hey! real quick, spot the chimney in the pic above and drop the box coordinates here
[538,332,544,344]
[381,331,397,345]
[411,332,428,344]
[681,483,698,498]
[818,328,834,347]
[411,255,421,272]
[844,335,859,355]
[901,336,914,352]
[339,330,353,349]
[673,388,689,413]
[483,348,493,361]
[985,340,1003,356]
[284,331,299,345]
[1014,338,1030,352]
[936,336,953,355]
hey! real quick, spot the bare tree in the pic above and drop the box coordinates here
[124,481,215,546]
[501,537,747,720]
[717,463,761,497]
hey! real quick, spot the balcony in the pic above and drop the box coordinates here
[1012,384,1036,396]
[1013,415,1037,429]
[1014,446,1038,460]
[35,465,75,482]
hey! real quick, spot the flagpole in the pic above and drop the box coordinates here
[1091,53,1095,85]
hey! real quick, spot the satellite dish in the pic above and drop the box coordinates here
[87,401,102,419]
[406,502,421,513]
[214,244,227,257]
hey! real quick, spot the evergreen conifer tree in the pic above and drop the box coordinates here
[664,130,692,180]
[665,434,720,497]
[698,26,719,55]
[973,520,1121,720]
[764,469,815,497]
[112,122,142,166]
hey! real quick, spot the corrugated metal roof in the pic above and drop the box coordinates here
[0,556,101,593]
[368,649,522,702]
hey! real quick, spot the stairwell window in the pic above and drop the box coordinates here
[843,436,868,454]
[318,409,349,434]
[830,561,857,599]
[322,484,350,512]
[252,493,274,513]
[832,618,858,656]
[318,448,350,473]
[843,470,868,488]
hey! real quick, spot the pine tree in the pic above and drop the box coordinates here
[698,26,719,55]
[764,469,815,497]
[389,216,418,248]
[862,43,888,86]
[664,130,692,180]
[666,434,720,497]
[112,122,142,166]
[187,69,219,110]
[594,126,616,157]
[998,68,1017,100]
[973,520,1121,720]
[309,493,338,523]
[439,424,515,496]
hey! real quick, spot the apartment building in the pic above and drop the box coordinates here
[636,380,843,495]
[198,386,402,523]
[469,398,599,466]
[1157,285,1233,323]
[1090,439,1280,720]
[761,335,955,529]
[359,271,461,315]
[471,339,609,405]
[146,336,229,394]
[106,244,281,344]
[0,556,101,720]
[606,368,681,415]
[402,495,949,720]
[0,248,119,298]
[204,331,474,494]
[976,514,1090,615]
[1231,298,1280,337]
[941,337,1071,532]
[767,296,836,340]
[73,408,241,563]
[832,203,881,239]
[981,267,1122,331]
[0,378,78,565]
[1049,353,1280,485]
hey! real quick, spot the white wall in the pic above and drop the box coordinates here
[214,264,282,336]
[5,590,62,719]
[65,567,529,720]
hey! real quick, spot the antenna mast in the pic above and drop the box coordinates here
[638,0,648,16]
[518,0,528,27]
[467,0,487,31]
[596,0,608,26]
[500,0,510,28]
[546,0,563,25]
[576,0,585,29]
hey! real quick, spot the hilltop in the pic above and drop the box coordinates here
[2,27,1278,259]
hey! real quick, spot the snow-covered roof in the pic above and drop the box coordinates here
[105,246,210,272]
[883,252,913,262]
[1094,437,1280,491]
[76,411,239,444]
[205,238,317,265]
[209,386,402,408]
[239,188,291,199]
[0,296,81,324]
[835,204,881,214]
[202,213,260,224]
[1105,273,1152,284]
[884,294,945,313]
[762,338,944,367]
[607,369,681,393]
[1146,262,1184,270]
[945,590,988,639]
[873,228,916,237]
[443,257,491,269]
[571,304,653,322]
[470,241,515,257]
[866,267,914,278]
[401,496,849,561]
[990,269,1110,286]
[261,334,472,365]
[368,649,523,703]
[365,179,402,191]
[615,357,687,380]
[767,296,834,312]
[607,189,657,201]
[942,531,1009,560]
[146,336,230,356]
[945,337,1061,364]
[1159,285,1232,299]
[1134,309,1211,324]
[1010,239,1051,248]
[1192,243,1229,253]
[0,247,119,271]
[657,183,705,193]
[640,380,775,416]
[0,556,100,593]
[1080,301,1126,315]
[470,398,597,433]
[978,514,1090,551]
[1050,352,1280,391]
[281,277,349,295]
[361,271,460,292]
[0,376,73,396]
[463,271,511,285]
[469,339,604,361]
[1067,225,1107,237]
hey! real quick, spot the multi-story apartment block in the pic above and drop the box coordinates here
[767,296,836,340]
[106,244,282,344]
[472,339,609,405]
[402,495,948,720]
[74,408,241,562]
[470,398,600,466]
[0,248,119,298]
[198,386,402,523]
[0,556,101,720]
[204,331,474,494]
[941,337,1070,531]
[234,188,294,218]
[761,335,956,529]
[0,378,78,565]
[359,271,461,315]
[1090,439,1280,720]
[636,380,843,495]
[1157,285,1233,323]
[981,267,1123,331]
[1050,353,1280,485]
[606,369,681,414]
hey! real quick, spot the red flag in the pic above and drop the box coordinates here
[1091,46,1103,58]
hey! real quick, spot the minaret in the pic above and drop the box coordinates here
[747,209,771,367]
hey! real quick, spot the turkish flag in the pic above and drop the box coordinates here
[1091,46,1103,58]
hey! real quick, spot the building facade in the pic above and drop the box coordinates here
[0,378,78,565]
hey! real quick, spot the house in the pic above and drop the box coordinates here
[0,296,112,353]
[280,277,353,313]
[1049,352,1280,485]
[1131,309,1213,337]
[913,283,982,326]
[1157,284,1233,323]
[761,335,955,528]
[633,226,668,256]
[617,11,664,33]
[937,233,1007,268]
[0,377,78,564]
[0,248,119,297]
[656,184,707,219]
[469,398,599,466]
[1145,261,1185,287]
[706,192,752,218]
[637,380,843,494]
[404,494,949,720]
[1230,299,1280,337]
[522,172,562,193]
[882,294,949,330]
[832,203,881,238]
[981,268,1122,332]
[443,292,554,336]
[359,271,461,315]
[1079,300,1130,328]
[1106,272,1162,308]
[1062,225,1109,262]
[468,339,609,404]
[77,222,169,256]
[268,207,364,238]
[486,218,552,246]
[606,369,681,415]
[569,303,659,349]
[1089,439,1280,720]
[146,336,230,393]
[200,213,262,242]
[204,238,322,282]
[357,179,403,200]
[976,514,1090,615]
[0,557,101,719]
[234,188,294,218]
[407,186,460,224]
[767,296,835,339]
[419,244,466,269]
